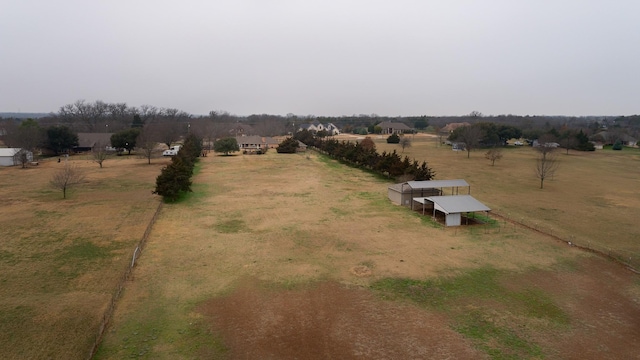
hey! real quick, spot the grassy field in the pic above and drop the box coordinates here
[0,155,167,359]
[2,140,639,359]
[372,134,640,259]
[94,150,639,359]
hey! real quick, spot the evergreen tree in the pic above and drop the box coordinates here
[276,137,299,153]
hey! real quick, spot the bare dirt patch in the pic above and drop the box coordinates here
[199,279,485,359]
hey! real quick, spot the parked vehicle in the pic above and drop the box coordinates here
[162,145,181,156]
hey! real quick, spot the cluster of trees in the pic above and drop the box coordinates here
[213,137,239,155]
[153,134,202,202]
[276,137,300,153]
[294,132,433,181]
[53,100,191,133]
[449,122,596,158]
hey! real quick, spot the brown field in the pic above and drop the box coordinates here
[0,155,168,359]
[1,140,639,359]
[369,133,640,258]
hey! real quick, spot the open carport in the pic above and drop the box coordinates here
[388,179,470,208]
[413,195,491,227]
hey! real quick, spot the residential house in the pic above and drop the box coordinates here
[377,121,412,135]
[236,135,278,154]
[75,133,114,152]
[229,123,254,137]
[299,121,340,135]
[440,122,471,135]
[590,131,637,147]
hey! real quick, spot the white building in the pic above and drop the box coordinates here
[0,148,33,166]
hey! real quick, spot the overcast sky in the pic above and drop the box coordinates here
[1,1,639,117]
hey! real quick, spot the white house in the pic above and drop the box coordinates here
[0,148,33,166]
[299,121,340,135]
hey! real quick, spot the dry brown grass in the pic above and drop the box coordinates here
[95,150,610,359]
[0,155,167,360]
[3,139,640,359]
[370,133,640,258]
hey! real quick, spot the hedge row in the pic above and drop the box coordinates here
[294,131,434,181]
[153,134,203,202]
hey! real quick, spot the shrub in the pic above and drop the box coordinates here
[612,140,623,150]
[277,137,299,153]
[386,133,400,144]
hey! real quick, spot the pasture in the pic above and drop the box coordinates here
[95,149,639,359]
[0,139,638,359]
[0,156,167,359]
[371,133,640,259]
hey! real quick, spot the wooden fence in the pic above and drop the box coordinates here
[86,202,164,359]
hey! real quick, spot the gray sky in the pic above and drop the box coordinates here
[1,1,639,117]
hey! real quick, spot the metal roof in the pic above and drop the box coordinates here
[406,179,469,189]
[0,148,19,157]
[414,195,490,214]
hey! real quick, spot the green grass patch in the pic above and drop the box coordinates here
[0,250,17,265]
[466,212,499,227]
[371,268,501,308]
[316,154,343,169]
[215,219,247,233]
[455,310,543,360]
[371,268,569,359]
[57,239,111,262]
[330,207,350,217]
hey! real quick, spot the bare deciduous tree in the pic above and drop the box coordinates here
[535,146,559,189]
[485,148,503,166]
[559,132,577,155]
[155,120,183,150]
[455,124,484,158]
[50,163,85,199]
[399,136,412,153]
[92,143,109,168]
[136,126,159,164]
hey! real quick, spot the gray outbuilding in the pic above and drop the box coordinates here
[413,195,491,227]
[388,179,470,208]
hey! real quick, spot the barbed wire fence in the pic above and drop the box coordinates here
[483,210,640,274]
[87,202,164,360]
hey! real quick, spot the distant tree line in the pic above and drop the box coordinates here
[2,101,637,161]
[293,130,434,181]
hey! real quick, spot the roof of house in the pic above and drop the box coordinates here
[0,148,23,157]
[77,133,113,148]
[441,122,470,133]
[236,135,279,145]
[230,124,254,135]
[591,131,637,143]
[378,121,412,130]
[415,195,490,214]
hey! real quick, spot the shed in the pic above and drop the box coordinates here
[0,148,33,166]
[388,179,470,207]
[413,195,491,227]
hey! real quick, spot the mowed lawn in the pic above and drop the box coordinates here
[95,150,639,359]
[0,156,166,360]
[373,134,640,259]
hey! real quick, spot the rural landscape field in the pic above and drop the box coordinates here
[1,136,639,359]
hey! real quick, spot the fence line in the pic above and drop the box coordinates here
[489,211,640,274]
[87,201,164,360]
